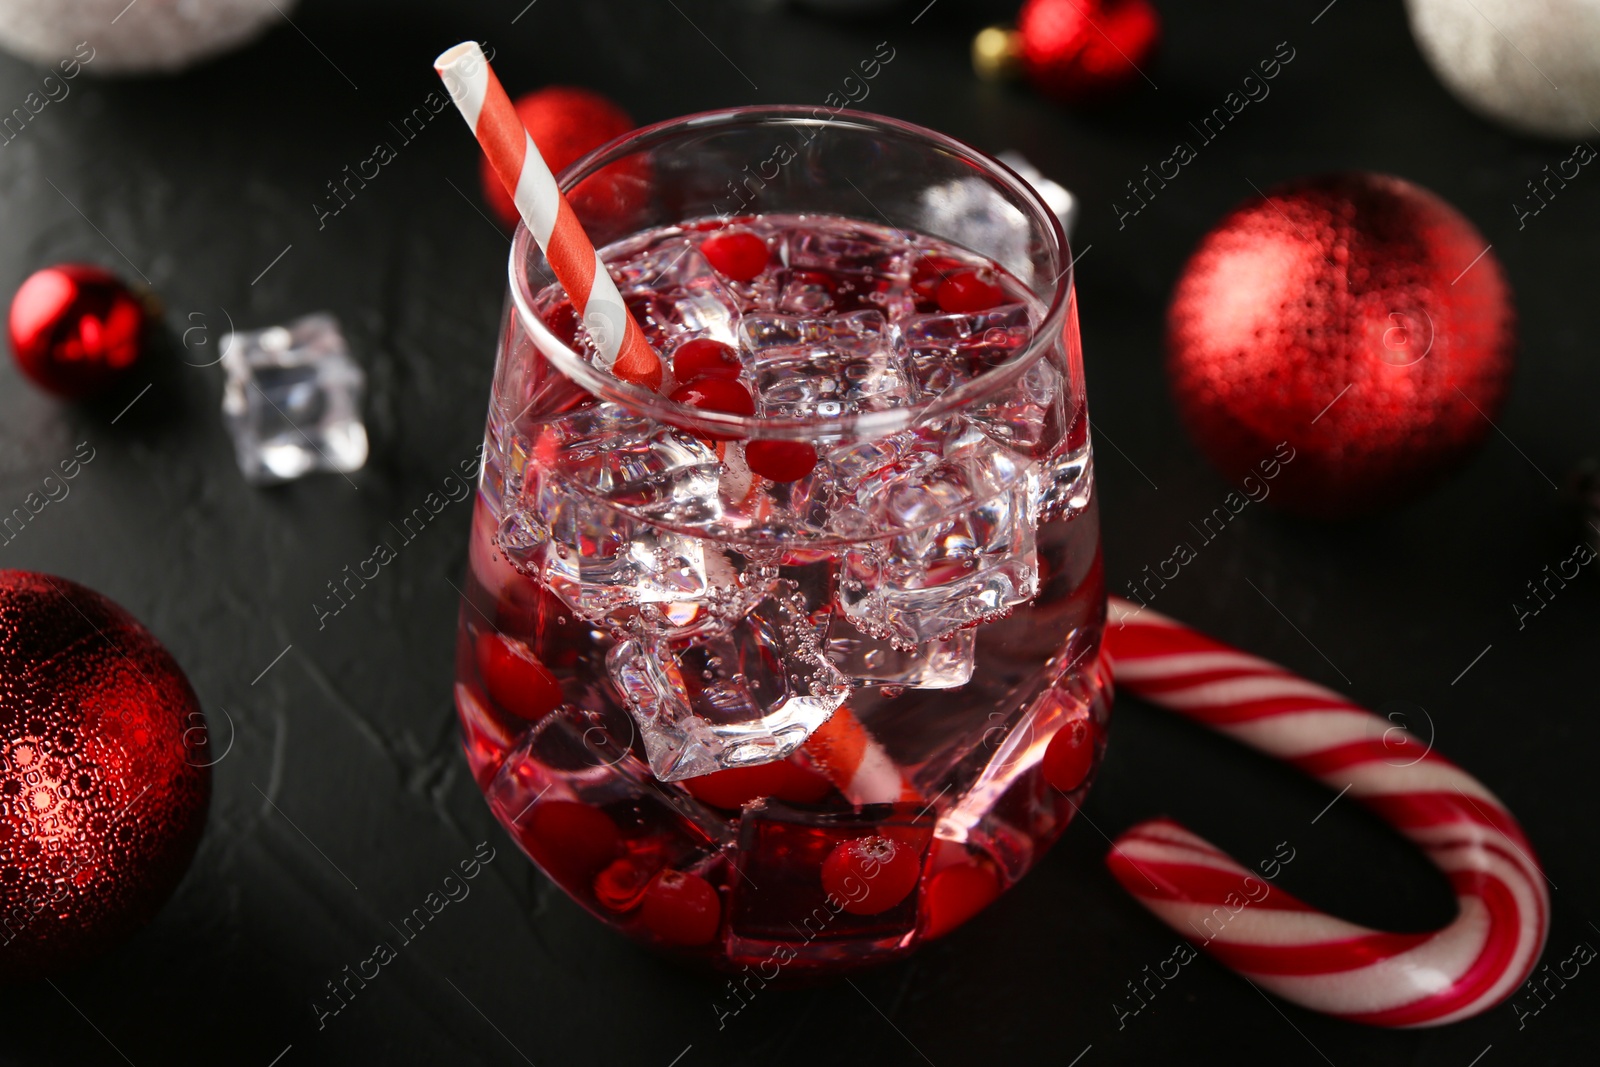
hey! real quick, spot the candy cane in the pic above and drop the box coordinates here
[1102,597,1548,1027]
[434,42,662,390]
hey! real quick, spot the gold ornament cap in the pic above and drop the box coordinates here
[972,25,1023,81]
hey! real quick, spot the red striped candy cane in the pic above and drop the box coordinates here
[1103,596,1548,1027]
[434,42,662,391]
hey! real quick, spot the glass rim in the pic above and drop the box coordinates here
[506,104,1073,441]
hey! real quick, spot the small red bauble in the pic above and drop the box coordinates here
[8,265,147,398]
[1166,173,1516,518]
[700,230,771,282]
[474,632,564,722]
[0,570,209,982]
[640,869,721,946]
[821,834,920,916]
[480,87,637,229]
[976,0,1160,105]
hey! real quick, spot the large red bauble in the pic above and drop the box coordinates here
[1166,173,1515,519]
[1016,0,1160,104]
[0,571,209,982]
[8,265,147,399]
[480,86,638,229]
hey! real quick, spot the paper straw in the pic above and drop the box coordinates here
[804,706,923,807]
[434,42,662,391]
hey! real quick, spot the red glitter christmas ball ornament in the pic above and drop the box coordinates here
[0,571,209,982]
[8,264,147,399]
[973,0,1160,105]
[480,86,638,229]
[1166,173,1515,519]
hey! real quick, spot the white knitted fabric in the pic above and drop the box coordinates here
[0,0,294,75]
[1406,0,1600,140]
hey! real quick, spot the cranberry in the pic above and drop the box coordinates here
[745,440,818,483]
[522,801,620,882]
[1041,715,1097,792]
[936,269,1006,314]
[671,337,743,382]
[821,834,921,916]
[911,255,964,306]
[594,854,659,912]
[668,377,755,440]
[922,863,1000,939]
[701,230,770,281]
[682,760,833,810]
[475,632,564,721]
[640,869,721,945]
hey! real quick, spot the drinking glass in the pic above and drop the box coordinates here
[454,106,1107,975]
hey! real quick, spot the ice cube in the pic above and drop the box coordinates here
[542,497,711,619]
[827,435,910,483]
[917,178,1033,285]
[614,239,741,346]
[903,303,1032,367]
[740,309,890,354]
[504,481,773,637]
[606,591,851,781]
[744,311,910,419]
[997,151,1079,241]
[773,269,842,315]
[219,313,368,485]
[610,237,705,290]
[725,799,931,963]
[495,403,778,635]
[902,303,1063,457]
[915,152,1078,284]
[837,475,1039,648]
[827,626,975,689]
[770,431,914,540]
[785,223,912,284]
[902,302,1034,408]
[541,403,725,525]
[964,356,1067,456]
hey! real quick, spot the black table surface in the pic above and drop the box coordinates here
[2,1,1596,1064]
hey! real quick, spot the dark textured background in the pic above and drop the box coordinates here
[1,1,1596,1064]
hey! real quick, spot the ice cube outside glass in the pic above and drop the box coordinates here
[453,107,1108,976]
[219,312,369,485]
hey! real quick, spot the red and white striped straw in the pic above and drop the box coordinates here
[434,42,662,391]
[1102,597,1548,1027]
[804,706,922,807]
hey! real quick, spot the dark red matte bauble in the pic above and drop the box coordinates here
[1017,0,1160,104]
[0,571,209,982]
[8,265,147,398]
[480,86,637,229]
[1166,173,1515,519]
